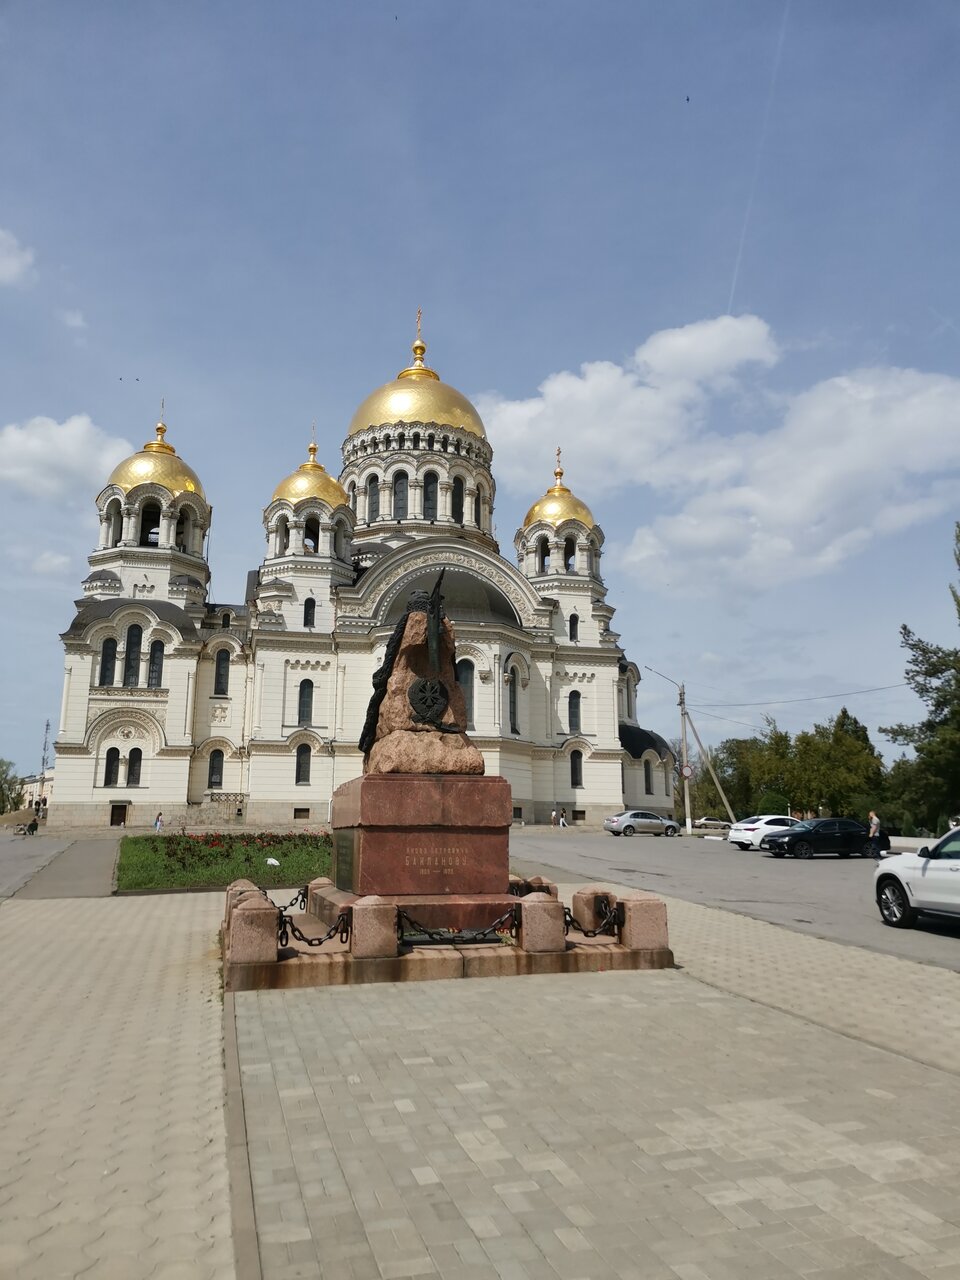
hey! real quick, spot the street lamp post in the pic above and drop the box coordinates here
[644,666,693,835]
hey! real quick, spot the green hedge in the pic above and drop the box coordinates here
[116,830,332,891]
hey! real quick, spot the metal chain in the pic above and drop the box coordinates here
[279,910,351,949]
[563,895,624,939]
[397,906,519,946]
[254,884,308,914]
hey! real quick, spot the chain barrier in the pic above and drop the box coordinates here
[248,885,350,949]
[279,910,350,950]
[563,894,624,939]
[397,905,519,947]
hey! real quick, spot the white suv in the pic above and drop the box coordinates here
[727,814,798,850]
[875,829,960,928]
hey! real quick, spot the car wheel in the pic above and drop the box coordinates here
[859,841,872,858]
[622,825,635,837]
[877,877,917,928]
[794,841,814,859]
[664,825,678,837]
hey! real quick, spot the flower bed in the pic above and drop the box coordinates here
[116,830,332,891]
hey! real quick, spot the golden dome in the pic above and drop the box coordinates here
[106,421,205,499]
[523,449,595,528]
[272,441,349,506]
[347,336,486,439]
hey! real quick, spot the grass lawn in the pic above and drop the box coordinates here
[116,830,332,891]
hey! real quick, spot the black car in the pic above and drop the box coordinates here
[761,818,871,859]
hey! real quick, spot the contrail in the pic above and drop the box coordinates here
[727,1,791,315]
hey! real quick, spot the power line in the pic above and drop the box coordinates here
[687,707,769,733]
[691,682,907,709]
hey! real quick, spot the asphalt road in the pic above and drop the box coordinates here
[509,827,960,972]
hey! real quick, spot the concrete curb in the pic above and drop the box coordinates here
[223,992,262,1280]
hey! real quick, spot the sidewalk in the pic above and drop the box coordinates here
[2,853,960,1279]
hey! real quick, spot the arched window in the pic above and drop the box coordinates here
[441,436,449,453]
[98,638,117,687]
[276,516,290,554]
[147,640,164,688]
[568,690,581,734]
[221,612,231,628]
[303,598,316,627]
[569,614,579,642]
[412,431,421,449]
[105,500,122,548]
[127,748,142,786]
[570,749,583,789]
[508,667,519,735]
[123,625,142,688]
[176,509,193,553]
[423,471,438,521]
[298,679,314,726]
[455,659,475,729]
[393,471,408,520]
[563,537,576,572]
[138,503,161,547]
[103,747,120,787]
[302,516,319,554]
[427,433,435,451]
[208,749,224,789]
[214,649,230,696]
[295,744,311,784]
[474,487,482,528]
[366,474,380,521]
[537,537,550,574]
[452,476,465,524]
[644,760,653,794]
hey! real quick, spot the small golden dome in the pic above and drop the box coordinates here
[106,421,206,499]
[347,335,486,439]
[523,449,595,528]
[272,441,349,506]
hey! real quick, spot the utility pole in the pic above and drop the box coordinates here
[644,667,693,835]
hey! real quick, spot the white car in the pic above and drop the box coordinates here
[875,829,960,928]
[727,814,798,850]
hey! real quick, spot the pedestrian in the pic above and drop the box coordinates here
[550,808,557,828]
[154,811,164,833]
[559,807,568,828]
[867,810,881,859]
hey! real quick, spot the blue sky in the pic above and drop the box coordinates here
[2,0,959,775]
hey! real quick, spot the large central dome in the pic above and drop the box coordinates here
[347,337,486,439]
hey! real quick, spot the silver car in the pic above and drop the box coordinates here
[603,810,679,837]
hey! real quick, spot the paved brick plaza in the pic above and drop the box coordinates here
[1,837,959,1279]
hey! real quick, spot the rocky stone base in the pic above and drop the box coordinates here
[221,876,674,992]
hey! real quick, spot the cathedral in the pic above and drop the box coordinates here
[49,333,674,829]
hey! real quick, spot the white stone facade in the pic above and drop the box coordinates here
[50,344,674,829]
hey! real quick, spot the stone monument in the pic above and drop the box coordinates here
[320,574,517,929]
[222,575,674,988]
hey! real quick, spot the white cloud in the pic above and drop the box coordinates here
[58,308,86,329]
[480,315,960,592]
[31,551,71,575]
[0,227,35,285]
[0,415,133,499]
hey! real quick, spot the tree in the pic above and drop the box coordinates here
[883,522,960,832]
[0,760,25,815]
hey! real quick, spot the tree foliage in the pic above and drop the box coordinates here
[881,522,960,832]
[679,711,883,823]
[0,760,25,815]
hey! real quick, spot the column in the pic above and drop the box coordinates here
[439,481,452,520]
[120,507,136,545]
[465,485,478,527]
[409,480,423,519]
[290,521,305,554]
